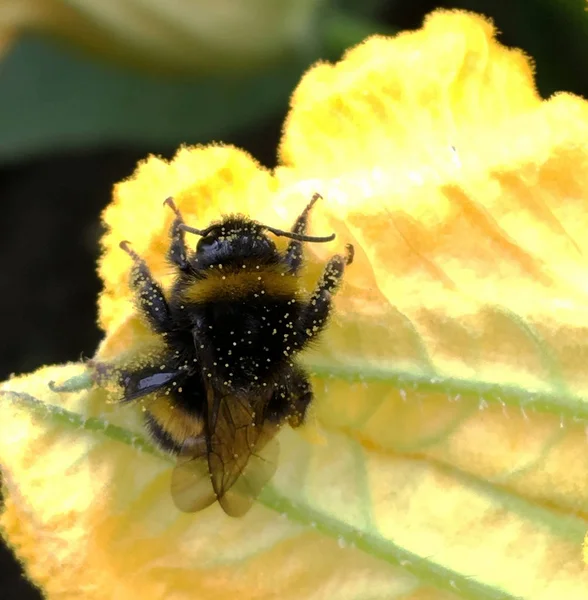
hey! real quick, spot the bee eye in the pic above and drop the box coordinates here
[197,236,217,252]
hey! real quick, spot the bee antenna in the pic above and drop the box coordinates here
[264,226,336,243]
[163,196,181,216]
[179,222,335,243]
[180,224,214,237]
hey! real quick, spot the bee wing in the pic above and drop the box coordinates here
[206,384,280,517]
[91,358,185,404]
[170,436,218,513]
[122,371,180,402]
[169,386,279,516]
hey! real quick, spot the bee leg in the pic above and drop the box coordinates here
[296,244,354,345]
[120,240,173,334]
[283,193,322,274]
[267,367,313,428]
[163,197,190,271]
[285,368,313,428]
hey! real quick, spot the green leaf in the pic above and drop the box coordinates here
[14,0,325,73]
[0,35,310,163]
[322,9,397,60]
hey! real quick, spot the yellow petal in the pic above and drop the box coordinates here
[276,8,588,593]
[280,9,539,174]
[0,367,441,600]
[4,8,588,600]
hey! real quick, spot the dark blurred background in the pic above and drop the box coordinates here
[1,0,588,597]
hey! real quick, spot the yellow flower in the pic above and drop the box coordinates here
[3,8,588,599]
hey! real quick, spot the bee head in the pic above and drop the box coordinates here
[181,214,336,270]
[188,217,277,268]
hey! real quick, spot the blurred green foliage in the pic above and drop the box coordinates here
[0,38,310,163]
[0,0,384,163]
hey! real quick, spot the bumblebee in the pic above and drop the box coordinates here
[96,193,353,517]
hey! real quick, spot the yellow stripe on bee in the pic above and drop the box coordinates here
[182,266,299,304]
[146,395,204,445]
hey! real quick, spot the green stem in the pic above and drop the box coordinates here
[258,483,521,600]
[306,360,588,421]
[45,356,588,423]
[0,390,166,459]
